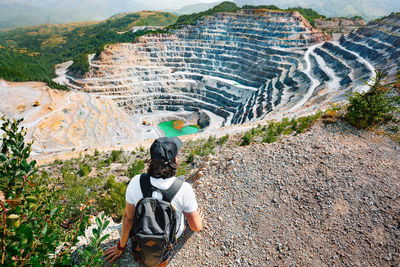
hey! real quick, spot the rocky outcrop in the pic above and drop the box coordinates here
[339,14,400,78]
[315,17,367,39]
[315,17,367,29]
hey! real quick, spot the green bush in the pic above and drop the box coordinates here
[60,170,98,219]
[126,159,145,178]
[346,71,400,129]
[169,1,239,29]
[201,136,217,156]
[176,160,189,176]
[110,150,122,163]
[0,118,93,266]
[78,163,92,176]
[78,213,110,266]
[217,134,229,146]
[262,129,278,143]
[68,53,90,76]
[186,153,195,164]
[241,131,253,146]
[99,175,127,220]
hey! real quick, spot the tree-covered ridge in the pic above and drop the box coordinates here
[168,2,326,29]
[168,1,240,29]
[375,12,400,21]
[0,11,177,85]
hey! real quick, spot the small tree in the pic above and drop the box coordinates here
[0,118,92,266]
[346,70,400,129]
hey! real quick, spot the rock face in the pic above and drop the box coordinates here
[315,17,367,38]
[339,13,400,78]
[66,10,399,130]
[315,17,367,29]
[0,80,139,154]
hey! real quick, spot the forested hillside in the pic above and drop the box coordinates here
[0,11,177,85]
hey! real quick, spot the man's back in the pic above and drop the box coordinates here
[125,174,198,237]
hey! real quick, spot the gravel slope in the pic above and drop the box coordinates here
[169,121,400,266]
[94,121,399,266]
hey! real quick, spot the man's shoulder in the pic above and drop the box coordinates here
[129,174,142,184]
[179,180,195,195]
[127,174,143,192]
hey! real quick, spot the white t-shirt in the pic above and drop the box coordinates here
[126,174,198,238]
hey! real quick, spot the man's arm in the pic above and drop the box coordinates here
[104,202,135,262]
[183,208,204,232]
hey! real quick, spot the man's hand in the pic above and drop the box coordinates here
[104,246,124,263]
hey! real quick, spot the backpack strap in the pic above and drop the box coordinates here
[161,176,184,203]
[140,174,184,202]
[139,173,157,198]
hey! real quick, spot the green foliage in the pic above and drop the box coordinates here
[0,117,92,266]
[241,131,253,146]
[262,128,278,143]
[60,168,98,219]
[285,7,326,26]
[186,153,195,164]
[0,12,177,82]
[346,71,400,129]
[188,136,217,157]
[98,176,127,220]
[126,159,145,178]
[375,12,400,22]
[169,1,240,29]
[240,112,322,146]
[217,134,229,146]
[241,5,281,10]
[78,213,110,267]
[69,53,90,76]
[110,150,122,163]
[78,163,92,177]
[176,160,189,176]
[351,15,364,20]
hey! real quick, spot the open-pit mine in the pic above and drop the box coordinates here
[2,9,400,155]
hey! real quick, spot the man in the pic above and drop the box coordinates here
[105,137,203,266]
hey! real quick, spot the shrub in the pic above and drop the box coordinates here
[99,175,127,220]
[0,118,93,265]
[68,53,90,76]
[346,71,400,129]
[126,159,145,178]
[176,160,189,176]
[186,153,195,164]
[78,213,110,266]
[60,170,98,220]
[200,136,217,156]
[217,134,229,146]
[110,149,122,163]
[262,129,278,143]
[241,131,253,146]
[78,163,92,176]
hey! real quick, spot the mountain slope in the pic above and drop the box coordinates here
[0,11,177,83]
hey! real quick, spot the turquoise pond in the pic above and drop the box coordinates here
[158,120,199,137]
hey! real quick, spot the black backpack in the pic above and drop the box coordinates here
[131,174,184,266]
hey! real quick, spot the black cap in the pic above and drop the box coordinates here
[150,137,182,163]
